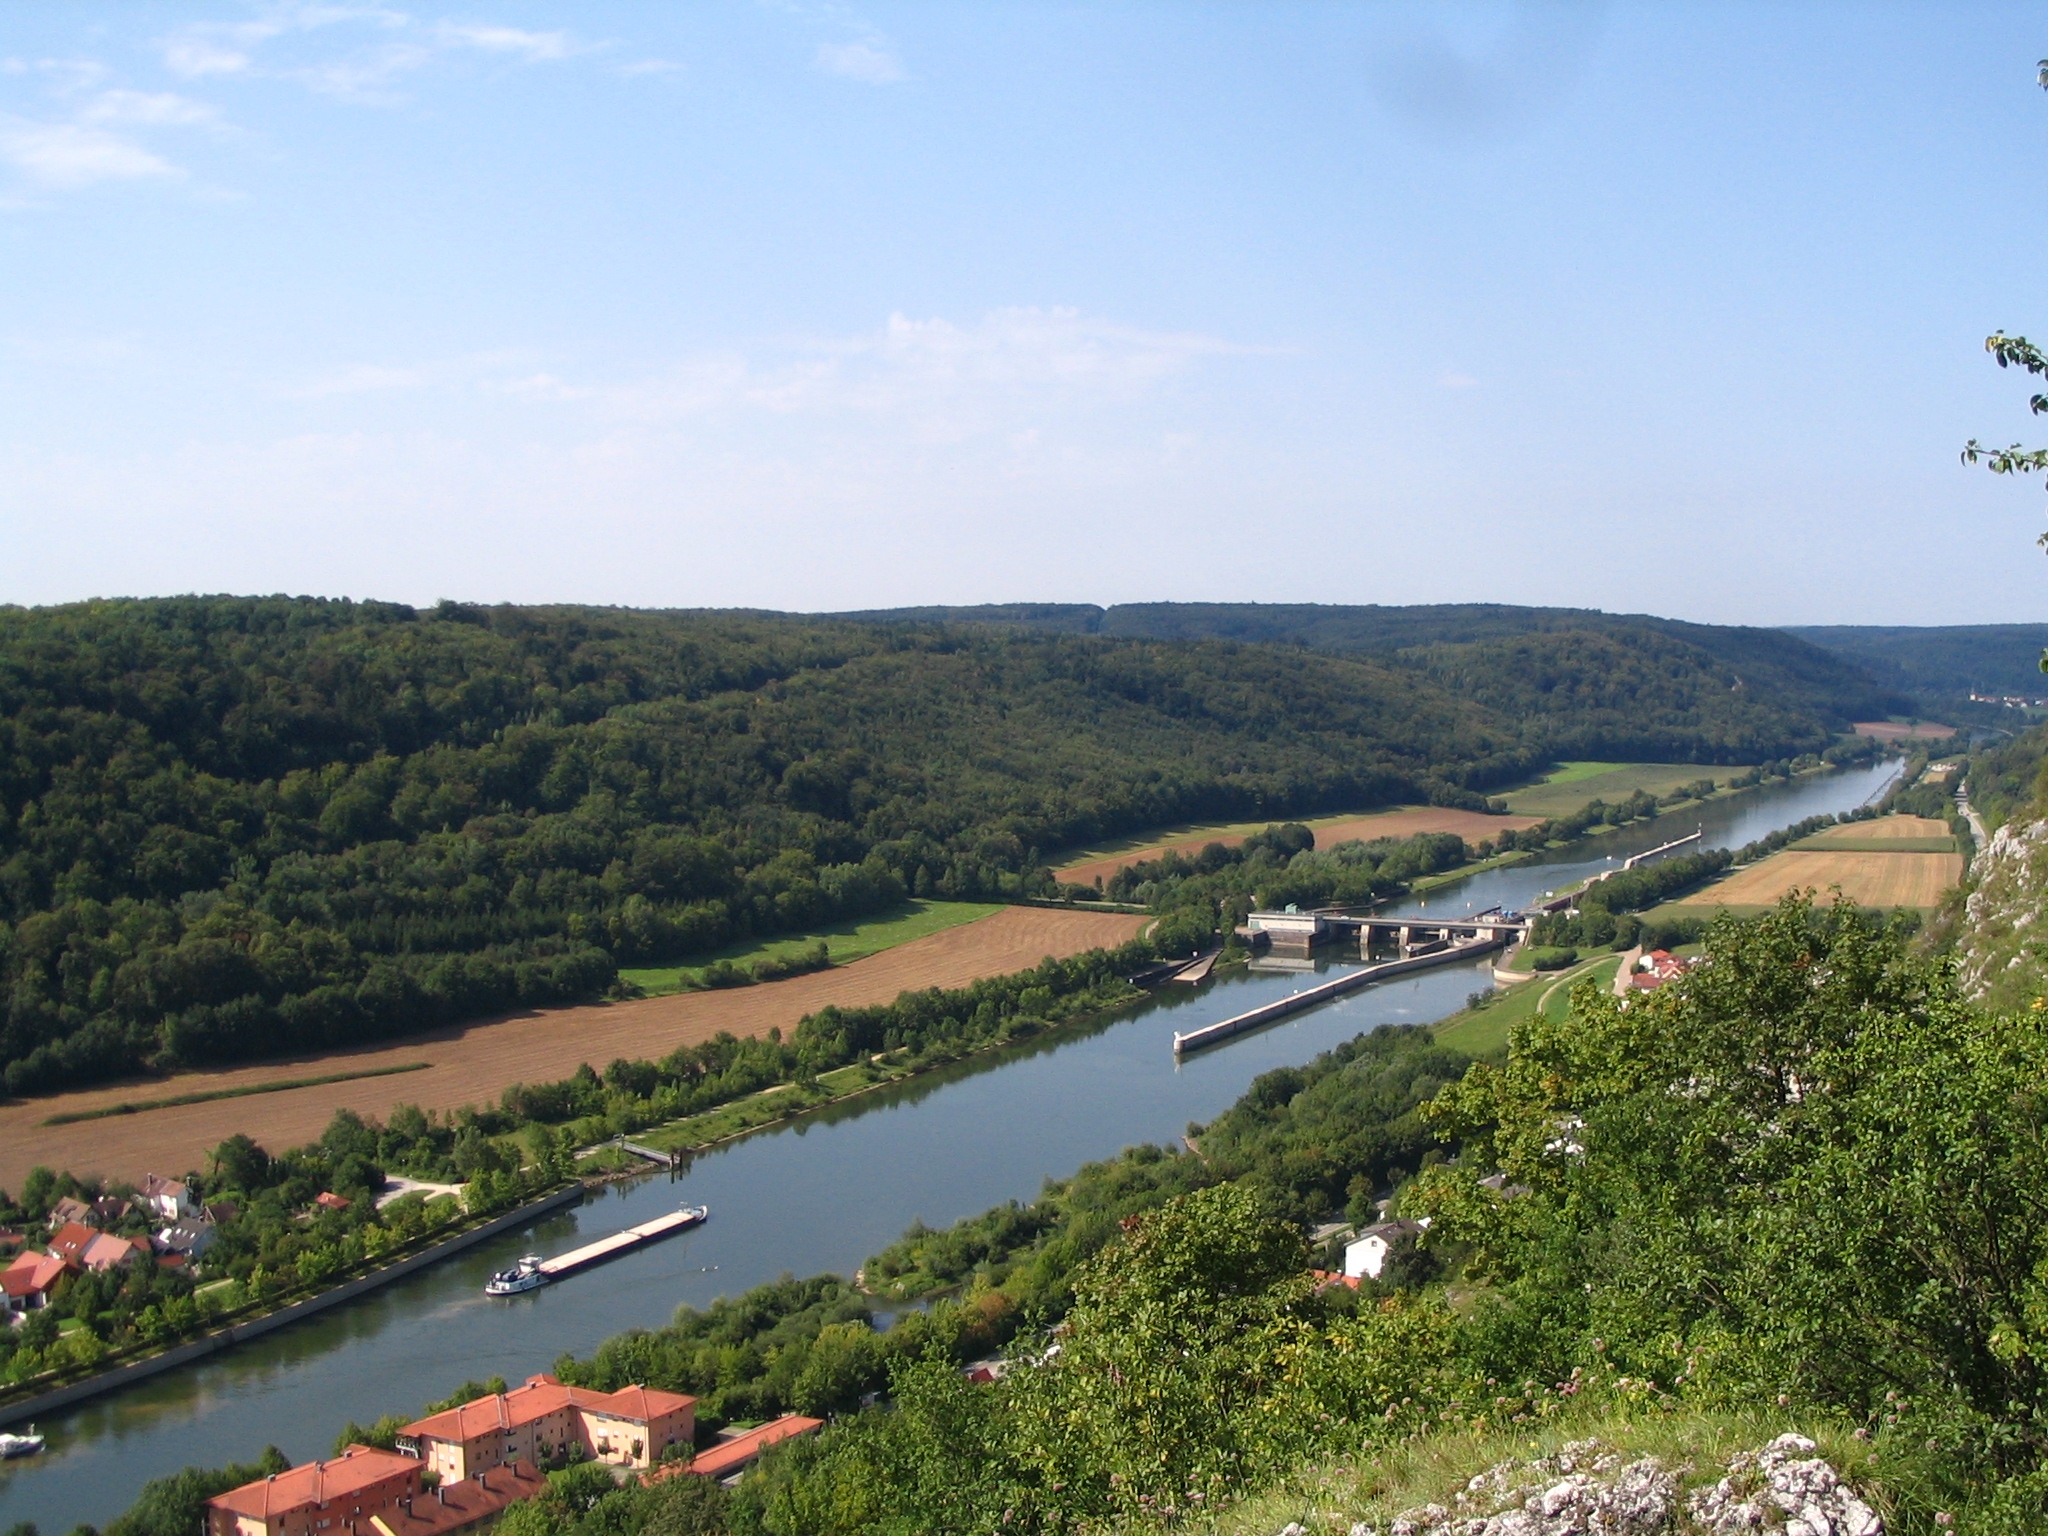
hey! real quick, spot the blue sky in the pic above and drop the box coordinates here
[4,2,2048,625]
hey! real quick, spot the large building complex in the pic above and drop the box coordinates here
[396,1374,696,1482]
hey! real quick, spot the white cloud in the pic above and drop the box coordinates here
[815,41,904,83]
[293,364,430,397]
[475,308,1272,438]
[0,119,180,186]
[437,24,579,62]
[80,90,223,129]
[162,38,255,78]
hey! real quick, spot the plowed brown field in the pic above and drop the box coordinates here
[0,906,1147,1192]
[1057,808,1540,888]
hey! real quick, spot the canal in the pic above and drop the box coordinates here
[0,760,1901,1530]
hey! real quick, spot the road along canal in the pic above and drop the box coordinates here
[0,760,1899,1531]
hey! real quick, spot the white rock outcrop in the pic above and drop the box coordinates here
[1334,1433,1879,1536]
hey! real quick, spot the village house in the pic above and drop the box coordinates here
[202,1444,543,1536]
[140,1174,198,1223]
[0,1250,74,1312]
[396,1374,695,1482]
[78,1232,143,1272]
[46,1197,95,1232]
[154,1219,217,1262]
[94,1195,133,1226]
[1630,949,1696,992]
[1343,1217,1430,1282]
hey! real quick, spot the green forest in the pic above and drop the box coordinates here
[0,596,1886,1093]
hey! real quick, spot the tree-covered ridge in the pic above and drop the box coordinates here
[0,595,1872,1095]
[829,599,1911,731]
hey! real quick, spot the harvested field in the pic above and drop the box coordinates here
[0,906,1147,1193]
[1806,814,1951,841]
[1661,848,1963,915]
[1056,807,1539,888]
[1853,720,1955,741]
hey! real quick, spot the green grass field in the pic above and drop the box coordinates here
[1501,761,1747,820]
[1431,952,1624,1058]
[618,899,1006,997]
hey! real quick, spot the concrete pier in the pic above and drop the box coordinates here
[1173,933,1508,1055]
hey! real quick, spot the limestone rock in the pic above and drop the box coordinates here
[1336,1432,1878,1536]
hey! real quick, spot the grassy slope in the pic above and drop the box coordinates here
[1430,953,1625,1058]
[618,900,1006,996]
[1501,761,1746,819]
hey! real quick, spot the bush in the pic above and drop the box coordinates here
[1527,947,1579,971]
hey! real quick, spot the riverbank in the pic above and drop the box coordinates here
[0,1181,580,1429]
[0,906,1147,1191]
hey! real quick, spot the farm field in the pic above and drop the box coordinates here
[0,906,1147,1192]
[1056,806,1540,888]
[1655,817,1962,917]
[1499,761,1744,820]
[1853,720,1955,741]
[1793,814,1955,854]
[619,899,1006,996]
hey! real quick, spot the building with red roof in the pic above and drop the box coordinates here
[80,1233,143,1272]
[46,1222,96,1266]
[0,1249,75,1312]
[204,1445,417,1536]
[681,1416,822,1481]
[397,1374,694,1482]
[203,1446,542,1536]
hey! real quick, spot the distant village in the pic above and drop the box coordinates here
[1,1173,223,1315]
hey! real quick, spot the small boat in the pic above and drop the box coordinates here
[679,1204,709,1226]
[0,1428,44,1458]
[484,1255,548,1297]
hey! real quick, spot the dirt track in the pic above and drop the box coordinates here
[0,907,1148,1193]
[1057,808,1540,888]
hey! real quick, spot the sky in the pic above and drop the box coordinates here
[4,2,2048,626]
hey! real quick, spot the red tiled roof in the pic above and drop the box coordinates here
[47,1223,95,1262]
[586,1384,693,1422]
[363,1460,545,1534]
[685,1416,822,1479]
[3,1250,75,1298]
[402,1375,695,1444]
[80,1234,138,1271]
[206,1445,415,1518]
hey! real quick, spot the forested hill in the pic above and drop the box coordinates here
[831,600,1908,755]
[0,596,1864,1094]
[1783,622,2048,703]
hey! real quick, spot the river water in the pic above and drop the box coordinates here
[0,761,1900,1531]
